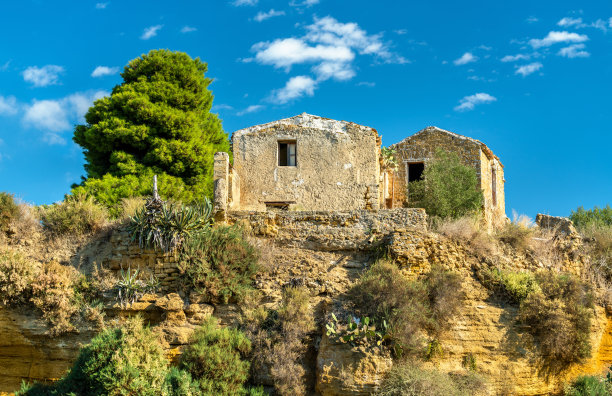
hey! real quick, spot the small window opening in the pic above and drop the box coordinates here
[278,141,297,166]
[407,162,424,183]
[491,167,497,207]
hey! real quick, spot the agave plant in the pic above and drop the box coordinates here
[116,267,159,307]
[128,196,213,252]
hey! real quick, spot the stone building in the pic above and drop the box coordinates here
[213,115,505,227]
[389,126,505,227]
[213,113,382,215]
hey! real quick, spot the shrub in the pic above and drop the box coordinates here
[497,213,534,251]
[570,205,612,230]
[115,268,159,307]
[30,261,82,335]
[423,266,464,335]
[376,364,463,396]
[519,271,594,366]
[435,216,496,257]
[0,191,19,234]
[128,196,213,252]
[349,261,463,355]
[406,149,483,219]
[39,193,108,236]
[179,317,252,395]
[565,374,612,396]
[20,317,170,396]
[245,287,314,395]
[479,268,540,304]
[180,224,259,304]
[164,367,201,396]
[0,249,40,305]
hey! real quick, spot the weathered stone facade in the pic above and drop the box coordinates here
[217,113,382,213]
[389,126,506,228]
[214,116,506,227]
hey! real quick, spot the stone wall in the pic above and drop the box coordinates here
[390,126,506,228]
[228,208,427,251]
[230,113,381,211]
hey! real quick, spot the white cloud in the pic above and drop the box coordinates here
[180,26,197,33]
[251,15,405,103]
[22,65,64,87]
[515,62,543,76]
[394,29,407,35]
[454,93,497,112]
[501,53,531,62]
[212,104,234,111]
[610,17,612,28]
[453,52,477,66]
[0,96,18,115]
[91,66,119,77]
[272,76,317,104]
[357,81,375,87]
[254,9,285,22]
[95,2,109,9]
[290,0,319,7]
[557,43,590,58]
[23,90,108,143]
[237,104,265,115]
[558,17,583,27]
[528,31,588,49]
[140,25,163,40]
[253,37,354,70]
[591,19,608,32]
[526,16,539,23]
[232,0,258,6]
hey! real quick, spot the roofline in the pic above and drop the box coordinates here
[391,126,503,168]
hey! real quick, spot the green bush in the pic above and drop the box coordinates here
[565,374,612,396]
[39,193,108,236]
[0,191,19,234]
[348,261,463,355]
[479,268,540,304]
[20,317,170,395]
[376,364,484,396]
[519,271,594,366]
[179,317,252,395]
[164,367,201,396]
[180,224,259,304]
[406,149,483,219]
[0,249,40,306]
[570,205,612,230]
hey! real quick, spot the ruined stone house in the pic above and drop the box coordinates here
[213,113,505,226]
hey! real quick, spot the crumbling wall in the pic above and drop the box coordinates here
[231,114,381,211]
[390,126,506,228]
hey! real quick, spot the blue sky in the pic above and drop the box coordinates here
[0,0,610,218]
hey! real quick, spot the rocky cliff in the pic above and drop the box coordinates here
[1,209,610,395]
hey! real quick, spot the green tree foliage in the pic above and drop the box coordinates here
[21,317,170,395]
[72,49,230,212]
[179,317,253,395]
[570,205,612,230]
[407,149,483,219]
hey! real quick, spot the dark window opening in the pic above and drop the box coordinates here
[491,168,497,207]
[407,162,424,183]
[278,141,297,166]
[265,201,294,211]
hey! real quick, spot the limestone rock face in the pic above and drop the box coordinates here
[316,333,393,395]
[0,308,96,391]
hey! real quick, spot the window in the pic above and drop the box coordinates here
[278,141,297,166]
[407,162,424,183]
[491,167,497,206]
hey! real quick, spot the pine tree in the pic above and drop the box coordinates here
[73,49,229,213]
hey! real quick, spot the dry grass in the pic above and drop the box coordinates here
[119,196,146,220]
[435,216,497,257]
[496,212,534,252]
[243,286,314,395]
[39,194,109,237]
[0,248,40,305]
